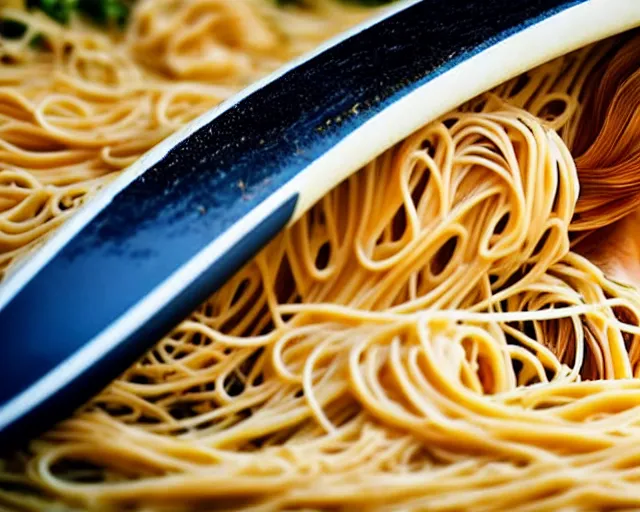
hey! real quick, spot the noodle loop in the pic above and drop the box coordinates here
[2,5,640,512]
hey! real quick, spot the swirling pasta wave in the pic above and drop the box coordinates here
[2,5,640,512]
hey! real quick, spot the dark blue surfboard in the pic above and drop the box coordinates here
[1,0,636,449]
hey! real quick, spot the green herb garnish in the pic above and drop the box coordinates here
[25,0,131,27]
[77,0,130,28]
[26,0,76,25]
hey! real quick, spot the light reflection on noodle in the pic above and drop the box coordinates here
[2,3,640,512]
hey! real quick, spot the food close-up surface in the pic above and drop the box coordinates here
[2,0,640,511]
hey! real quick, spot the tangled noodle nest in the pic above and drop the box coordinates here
[2,3,640,512]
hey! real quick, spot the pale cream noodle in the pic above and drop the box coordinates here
[2,6,640,512]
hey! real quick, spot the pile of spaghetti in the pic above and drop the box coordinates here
[2,2,640,511]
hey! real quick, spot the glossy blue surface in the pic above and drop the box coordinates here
[0,0,586,448]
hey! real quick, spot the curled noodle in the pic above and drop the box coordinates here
[3,4,640,512]
[0,0,377,278]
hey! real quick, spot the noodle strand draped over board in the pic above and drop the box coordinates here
[2,3,640,512]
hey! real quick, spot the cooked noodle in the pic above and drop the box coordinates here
[2,3,640,512]
[0,0,376,278]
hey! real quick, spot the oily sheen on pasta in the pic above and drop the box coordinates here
[2,2,640,512]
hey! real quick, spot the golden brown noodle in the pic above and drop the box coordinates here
[3,4,640,512]
[571,36,640,231]
[568,33,640,291]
